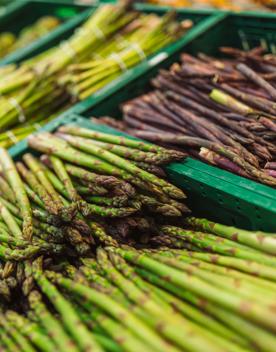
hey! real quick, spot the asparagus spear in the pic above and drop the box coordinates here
[28,133,165,196]
[0,198,22,238]
[57,132,186,200]
[116,248,276,332]
[29,291,79,352]
[0,326,20,352]
[0,176,16,203]
[16,161,59,215]
[34,269,103,352]
[136,267,276,352]
[50,155,81,203]
[107,249,247,350]
[180,250,276,282]
[97,248,225,352]
[23,154,63,207]
[47,270,181,352]
[237,63,276,100]
[186,217,276,255]
[0,313,36,352]
[57,133,181,165]
[160,226,276,267]
[58,125,183,158]
[6,310,56,352]
[75,296,155,352]
[0,149,33,240]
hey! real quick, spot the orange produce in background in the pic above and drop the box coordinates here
[147,0,275,10]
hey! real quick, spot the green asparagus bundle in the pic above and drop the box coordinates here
[0,16,60,59]
[0,2,189,148]
[64,15,192,100]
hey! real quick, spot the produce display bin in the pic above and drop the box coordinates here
[43,11,276,231]
[0,0,92,65]
[10,114,276,232]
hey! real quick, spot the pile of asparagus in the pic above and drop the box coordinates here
[95,46,276,187]
[0,126,276,351]
[0,125,188,255]
[0,2,189,149]
[0,16,60,59]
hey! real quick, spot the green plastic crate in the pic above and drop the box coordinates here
[49,12,276,231]
[9,114,276,232]
[0,0,92,65]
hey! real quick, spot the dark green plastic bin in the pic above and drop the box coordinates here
[9,114,276,232]
[48,12,276,232]
[0,0,92,65]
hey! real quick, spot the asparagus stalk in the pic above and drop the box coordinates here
[0,314,36,352]
[23,154,63,207]
[57,133,182,165]
[58,125,184,158]
[136,267,276,352]
[0,149,33,240]
[57,132,186,200]
[6,311,56,352]
[47,270,181,352]
[116,248,276,332]
[186,217,276,255]
[50,155,80,203]
[173,250,276,282]
[29,290,79,352]
[16,161,59,215]
[97,248,226,352]
[34,269,103,352]
[160,225,276,267]
[0,198,22,238]
[28,133,170,197]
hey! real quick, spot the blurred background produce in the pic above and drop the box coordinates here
[0,2,191,149]
[0,16,60,59]
[146,0,276,10]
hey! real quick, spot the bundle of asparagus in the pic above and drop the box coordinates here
[0,2,189,149]
[95,46,276,187]
[0,127,275,351]
[0,16,60,59]
[63,15,192,100]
